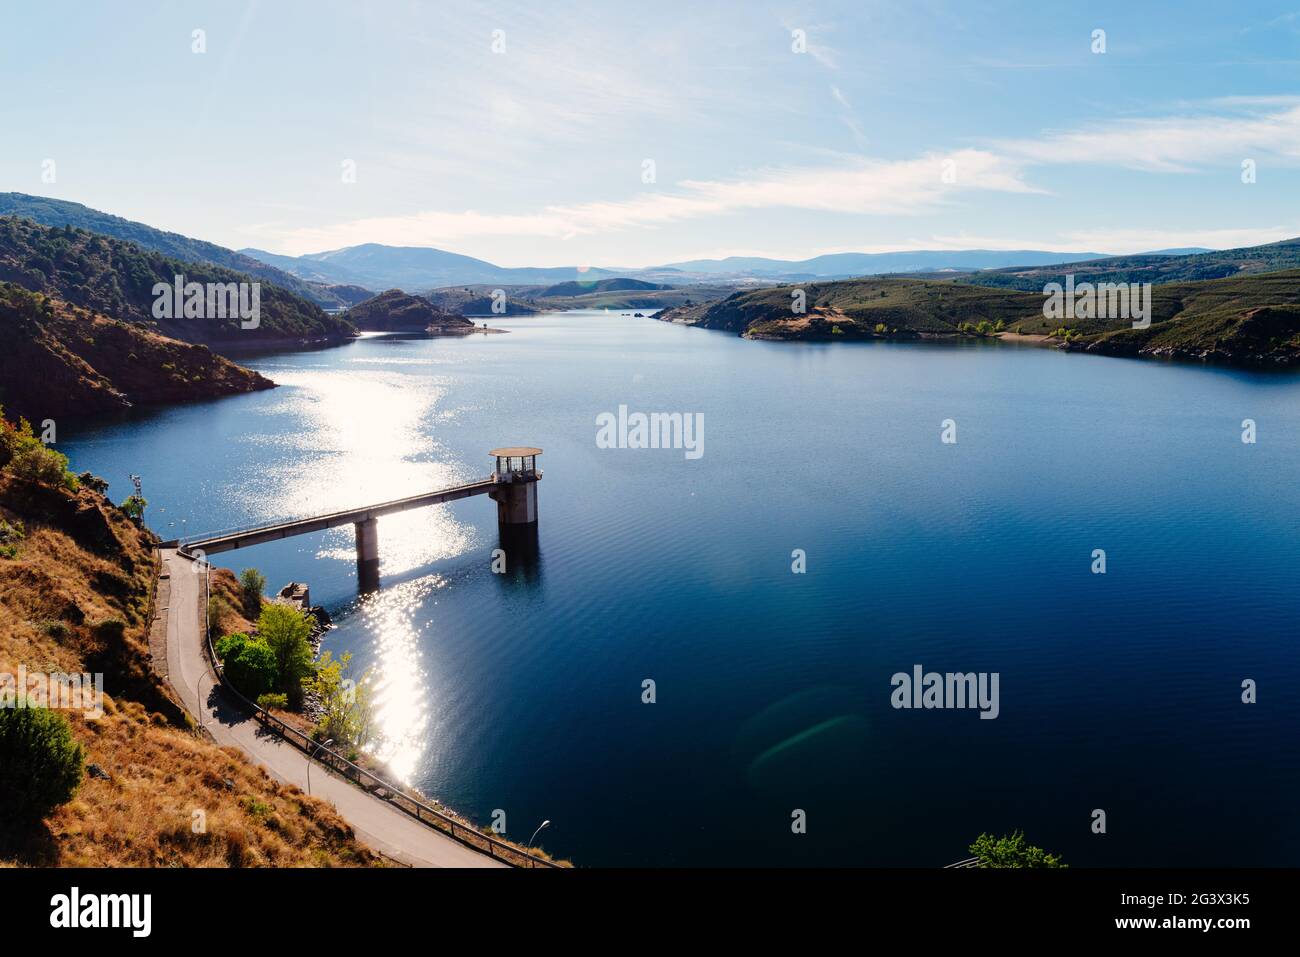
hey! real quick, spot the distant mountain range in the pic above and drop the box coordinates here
[657,249,1120,278]
[240,243,1161,290]
[240,243,620,291]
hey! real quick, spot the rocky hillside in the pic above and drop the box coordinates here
[1060,271,1300,365]
[345,288,475,332]
[0,283,273,421]
[659,269,1300,366]
[657,279,1042,339]
[0,217,356,347]
[0,425,378,866]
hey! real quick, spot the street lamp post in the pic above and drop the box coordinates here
[307,739,335,796]
[527,820,551,851]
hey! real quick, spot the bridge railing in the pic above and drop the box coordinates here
[195,559,561,868]
[178,478,495,552]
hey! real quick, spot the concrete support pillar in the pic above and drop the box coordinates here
[355,518,379,592]
[493,481,538,530]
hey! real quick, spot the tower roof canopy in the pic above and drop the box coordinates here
[489,447,542,457]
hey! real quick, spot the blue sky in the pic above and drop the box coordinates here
[3,0,1300,266]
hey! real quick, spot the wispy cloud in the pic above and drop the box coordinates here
[258,149,1037,253]
[251,100,1300,256]
[999,104,1300,172]
[932,225,1298,255]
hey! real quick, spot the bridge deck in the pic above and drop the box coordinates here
[182,478,497,554]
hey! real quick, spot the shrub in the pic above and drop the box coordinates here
[77,472,110,494]
[256,692,289,711]
[206,596,232,638]
[215,632,250,661]
[968,831,1066,868]
[238,568,266,619]
[119,495,147,523]
[220,635,278,701]
[0,703,85,820]
[874,323,887,334]
[8,442,78,491]
[93,617,126,642]
[256,604,315,704]
[0,518,23,559]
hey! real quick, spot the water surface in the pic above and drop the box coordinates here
[60,312,1300,866]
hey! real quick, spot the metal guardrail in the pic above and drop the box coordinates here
[944,857,981,868]
[177,479,494,552]
[194,558,560,868]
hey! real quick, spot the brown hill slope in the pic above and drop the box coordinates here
[0,283,273,421]
[0,430,379,867]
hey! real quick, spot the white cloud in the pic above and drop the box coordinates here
[260,149,1038,254]
[251,101,1300,257]
[999,104,1300,172]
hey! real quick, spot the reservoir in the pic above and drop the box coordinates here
[58,310,1300,866]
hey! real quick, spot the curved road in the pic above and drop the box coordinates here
[161,548,502,868]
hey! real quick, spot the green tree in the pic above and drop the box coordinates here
[0,703,85,820]
[120,495,147,523]
[304,650,375,749]
[238,568,266,619]
[215,632,278,701]
[256,604,315,704]
[0,416,78,492]
[968,831,1066,868]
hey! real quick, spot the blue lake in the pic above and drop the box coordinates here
[58,311,1300,866]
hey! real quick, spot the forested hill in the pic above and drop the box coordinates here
[0,217,355,347]
[0,193,370,310]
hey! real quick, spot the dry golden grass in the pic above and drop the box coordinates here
[0,473,381,868]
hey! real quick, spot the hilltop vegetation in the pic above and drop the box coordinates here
[344,289,475,332]
[951,237,1300,291]
[0,193,371,310]
[426,279,737,314]
[659,268,1300,366]
[0,217,355,346]
[0,417,378,866]
[0,283,274,421]
[1060,270,1300,365]
[658,278,1043,339]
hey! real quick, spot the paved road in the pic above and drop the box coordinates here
[161,548,503,868]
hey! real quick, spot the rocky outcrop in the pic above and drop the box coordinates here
[344,289,475,332]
